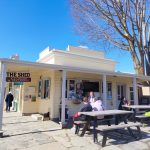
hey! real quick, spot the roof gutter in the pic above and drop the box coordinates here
[1,58,150,81]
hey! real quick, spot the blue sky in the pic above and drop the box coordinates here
[0,0,134,73]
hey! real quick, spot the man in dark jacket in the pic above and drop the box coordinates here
[74,97,92,121]
[5,91,14,112]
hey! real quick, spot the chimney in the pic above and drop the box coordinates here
[10,54,20,60]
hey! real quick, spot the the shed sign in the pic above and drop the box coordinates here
[6,72,31,82]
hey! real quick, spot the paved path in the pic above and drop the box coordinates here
[1,112,150,150]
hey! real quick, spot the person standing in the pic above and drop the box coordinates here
[88,91,95,103]
[5,91,14,112]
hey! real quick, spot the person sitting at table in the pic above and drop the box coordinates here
[118,96,130,110]
[73,96,92,121]
[91,97,104,119]
[117,96,130,124]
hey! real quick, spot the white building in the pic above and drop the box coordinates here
[0,45,150,132]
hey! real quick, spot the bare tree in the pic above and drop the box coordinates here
[70,0,150,75]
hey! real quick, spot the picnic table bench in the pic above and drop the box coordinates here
[97,122,142,147]
[135,115,150,125]
[73,118,114,134]
[78,110,133,143]
[74,121,87,134]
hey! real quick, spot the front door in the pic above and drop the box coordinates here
[116,84,126,108]
[13,85,22,112]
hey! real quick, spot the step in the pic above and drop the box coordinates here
[31,114,43,120]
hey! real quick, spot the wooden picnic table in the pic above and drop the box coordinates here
[122,105,150,109]
[78,109,133,142]
[79,109,132,117]
[122,105,150,122]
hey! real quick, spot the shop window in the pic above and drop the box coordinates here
[101,82,112,100]
[38,80,42,97]
[67,79,100,100]
[43,79,50,99]
[107,82,112,100]
[82,81,99,92]
[130,87,134,104]
[68,80,76,99]
[65,80,68,98]
[38,79,50,99]
[76,81,84,99]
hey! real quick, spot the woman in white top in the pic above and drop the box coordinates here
[91,97,104,119]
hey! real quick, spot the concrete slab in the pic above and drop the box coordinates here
[20,142,68,150]
[101,145,121,150]
[1,111,150,150]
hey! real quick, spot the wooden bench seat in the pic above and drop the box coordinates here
[73,121,87,134]
[96,122,142,147]
[136,111,146,114]
[97,122,141,131]
[73,118,114,135]
[74,121,87,124]
[135,115,150,125]
[136,115,150,119]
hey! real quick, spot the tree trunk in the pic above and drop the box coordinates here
[146,51,150,76]
[135,67,145,75]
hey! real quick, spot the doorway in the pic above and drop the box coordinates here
[116,84,126,108]
[13,85,22,112]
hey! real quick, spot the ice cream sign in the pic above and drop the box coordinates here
[6,72,31,82]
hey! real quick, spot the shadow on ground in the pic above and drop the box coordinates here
[2,128,62,138]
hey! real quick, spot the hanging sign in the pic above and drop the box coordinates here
[14,82,24,85]
[6,72,31,82]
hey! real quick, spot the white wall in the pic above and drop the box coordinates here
[67,45,105,59]
[37,45,117,72]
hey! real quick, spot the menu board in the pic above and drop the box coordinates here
[24,86,36,102]
[68,80,76,99]
[67,80,84,100]
[76,82,83,99]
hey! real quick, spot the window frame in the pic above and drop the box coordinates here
[130,87,134,104]
[101,81,112,100]
[66,78,100,100]
[43,79,50,99]
[38,78,50,99]
[38,80,42,98]
[107,82,112,100]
